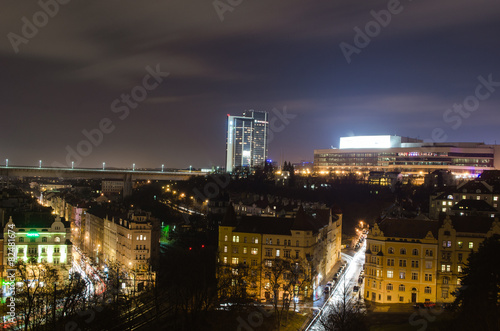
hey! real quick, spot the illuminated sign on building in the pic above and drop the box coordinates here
[339,135,400,149]
[27,233,39,237]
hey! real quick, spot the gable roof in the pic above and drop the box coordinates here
[378,218,440,239]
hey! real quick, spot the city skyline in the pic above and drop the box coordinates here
[1,1,500,169]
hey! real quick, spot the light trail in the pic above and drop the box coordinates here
[305,241,366,331]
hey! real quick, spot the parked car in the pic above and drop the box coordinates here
[413,303,425,309]
[424,301,436,308]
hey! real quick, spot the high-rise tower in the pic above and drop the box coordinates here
[226,110,268,172]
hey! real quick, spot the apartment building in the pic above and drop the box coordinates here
[218,205,342,301]
[365,219,439,304]
[3,214,72,277]
[429,179,500,219]
[436,215,500,303]
[365,215,500,304]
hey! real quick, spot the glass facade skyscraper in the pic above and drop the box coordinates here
[226,110,269,172]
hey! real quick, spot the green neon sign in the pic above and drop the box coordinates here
[27,233,39,237]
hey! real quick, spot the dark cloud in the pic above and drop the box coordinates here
[0,0,499,168]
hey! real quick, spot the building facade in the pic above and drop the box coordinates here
[365,216,500,304]
[315,135,500,176]
[218,206,342,302]
[226,110,269,172]
[429,179,500,219]
[3,215,72,276]
[365,219,439,304]
[436,216,500,303]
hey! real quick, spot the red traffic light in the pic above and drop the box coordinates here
[189,247,192,250]
[201,245,205,248]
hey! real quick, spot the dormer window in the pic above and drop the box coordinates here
[55,237,61,243]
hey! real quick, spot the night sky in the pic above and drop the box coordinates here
[1,1,499,169]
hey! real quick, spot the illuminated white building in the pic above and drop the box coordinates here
[3,215,72,275]
[315,135,500,176]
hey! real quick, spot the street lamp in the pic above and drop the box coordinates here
[5,159,8,167]
[189,165,192,172]
[161,164,164,172]
[133,163,136,171]
[71,161,74,169]
[103,162,106,170]
[39,160,42,168]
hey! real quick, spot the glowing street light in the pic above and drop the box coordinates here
[189,165,192,172]
[103,162,106,170]
[5,159,8,167]
[39,160,42,168]
[162,164,164,172]
[71,161,74,169]
[133,163,136,171]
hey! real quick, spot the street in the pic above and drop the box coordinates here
[305,241,366,330]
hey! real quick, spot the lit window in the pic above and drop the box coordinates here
[399,272,406,279]
[243,247,247,254]
[468,242,473,249]
[223,245,227,253]
[387,270,394,278]
[232,257,239,264]
[442,201,446,206]
[55,237,60,243]
[458,265,462,273]
[276,249,280,257]
[223,256,227,264]
[224,235,228,242]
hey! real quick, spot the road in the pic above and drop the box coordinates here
[305,241,366,330]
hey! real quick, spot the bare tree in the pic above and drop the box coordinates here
[319,277,368,331]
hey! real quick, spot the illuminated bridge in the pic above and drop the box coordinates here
[0,166,207,181]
